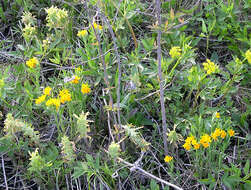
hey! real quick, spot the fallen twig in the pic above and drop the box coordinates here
[104,149,183,190]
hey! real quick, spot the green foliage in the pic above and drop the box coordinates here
[0,0,250,189]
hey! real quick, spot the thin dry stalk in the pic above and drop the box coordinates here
[156,0,168,155]
[1,155,8,190]
[101,12,124,150]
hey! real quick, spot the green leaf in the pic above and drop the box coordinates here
[244,160,250,176]
[198,18,208,34]
[202,20,207,34]
[0,137,14,153]
[223,176,241,190]
[198,177,216,185]
[150,179,159,190]
[242,181,251,190]
[73,162,88,179]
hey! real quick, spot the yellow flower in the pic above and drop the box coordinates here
[164,155,173,163]
[200,134,212,148]
[211,128,221,141]
[245,50,251,64]
[202,59,218,75]
[44,86,52,96]
[81,83,91,94]
[45,98,53,106]
[53,99,61,110]
[35,94,46,105]
[183,135,198,150]
[211,133,217,141]
[59,89,71,104]
[26,57,39,68]
[75,67,82,73]
[71,76,80,84]
[202,134,212,143]
[46,98,61,110]
[228,129,235,137]
[193,143,200,150]
[77,30,87,37]
[169,46,181,59]
[59,89,68,95]
[60,94,71,104]
[216,112,220,119]
[191,139,197,146]
[185,136,195,144]
[201,142,210,148]
[93,22,102,30]
[220,130,226,139]
[183,142,191,151]
[190,138,200,150]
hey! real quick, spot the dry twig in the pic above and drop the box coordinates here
[156,0,168,155]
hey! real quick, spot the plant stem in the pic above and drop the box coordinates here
[102,13,124,150]
[156,0,168,155]
[91,13,119,141]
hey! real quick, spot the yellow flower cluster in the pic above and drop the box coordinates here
[216,112,220,118]
[199,134,212,148]
[35,94,46,105]
[43,86,52,96]
[59,89,72,104]
[164,155,173,163]
[35,82,91,110]
[26,57,39,68]
[46,98,61,110]
[44,89,71,111]
[202,59,218,74]
[81,83,91,94]
[169,46,181,59]
[211,128,222,141]
[70,75,80,84]
[245,50,251,64]
[228,129,235,137]
[93,22,102,30]
[35,86,52,105]
[77,30,87,38]
[77,22,102,38]
[183,135,200,151]
[183,129,235,151]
